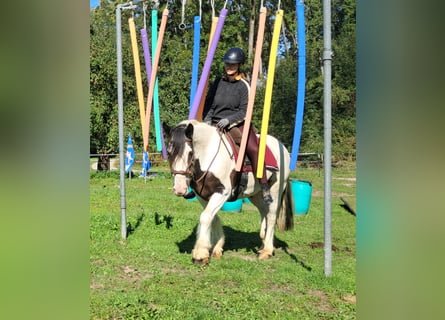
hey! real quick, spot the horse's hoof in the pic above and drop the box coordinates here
[258,251,273,260]
[192,257,209,266]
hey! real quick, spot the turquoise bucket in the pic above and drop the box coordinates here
[185,187,197,201]
[221,198,243,212]
[290,179,312,215]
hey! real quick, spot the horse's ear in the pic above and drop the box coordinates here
[185,123,194,139]
[162,122,171,137]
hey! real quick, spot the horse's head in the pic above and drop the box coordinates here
[163,121,195,196]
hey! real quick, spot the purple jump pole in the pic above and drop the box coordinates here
[188,8,228,120]
[140,28,152,86]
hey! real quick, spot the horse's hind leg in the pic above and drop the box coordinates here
[259,208,277,259]
[211,215,225,259]
[251,193,276,259]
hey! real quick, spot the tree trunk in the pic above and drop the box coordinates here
[248,1,255,63]
[97,155,110,171]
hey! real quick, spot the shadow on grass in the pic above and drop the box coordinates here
[176,225,312,271]
[154,212,174,229]
[126,213,145,236]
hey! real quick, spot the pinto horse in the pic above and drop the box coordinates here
[163,120,294,265]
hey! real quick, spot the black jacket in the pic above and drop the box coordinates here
[203,75,250,128]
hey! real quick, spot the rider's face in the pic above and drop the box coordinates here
[224,63,239,75]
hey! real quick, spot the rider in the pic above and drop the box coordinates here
[202,47,272,204]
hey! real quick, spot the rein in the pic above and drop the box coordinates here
[171,128,232,184]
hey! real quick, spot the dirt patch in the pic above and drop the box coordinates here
[115,265,154,283]
[333,177,356,181]
[343,294,356,303]
[308,289,334,313]
[89,282,105,290]
[226,251,258,262]
[309,242,353,253]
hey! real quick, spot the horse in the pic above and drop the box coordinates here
[163,120,294,265]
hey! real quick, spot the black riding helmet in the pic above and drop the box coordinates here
[223,47,246,64]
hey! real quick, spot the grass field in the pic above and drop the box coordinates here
[90,162,356,319]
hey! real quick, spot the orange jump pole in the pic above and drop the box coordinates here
[128,17,148,148]
[235,7,267,172]
[256,9,283,178]
[143,8,168,152]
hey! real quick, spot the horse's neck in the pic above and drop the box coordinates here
[192,124,232,163]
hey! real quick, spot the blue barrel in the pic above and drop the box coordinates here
[185,187,197,201]
[290,179,312,215]
[221,198,243,212]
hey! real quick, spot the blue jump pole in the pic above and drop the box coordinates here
[190,16,201,108]
[289,0,306,171]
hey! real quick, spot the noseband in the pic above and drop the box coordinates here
[170,160,194,177]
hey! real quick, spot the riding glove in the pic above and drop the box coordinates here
[216,118,230,129]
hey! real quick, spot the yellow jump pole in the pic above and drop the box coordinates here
[128,17,148,148]
[143,8,169,151]
[196,16,219,121]
[256,9,283,178]
[236,7,267,172]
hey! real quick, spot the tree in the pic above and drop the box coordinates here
[90,0,356,164]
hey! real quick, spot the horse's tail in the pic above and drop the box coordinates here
[276,179,294,232]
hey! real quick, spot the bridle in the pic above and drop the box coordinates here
[170,137,194,177]
[170,129,231,183]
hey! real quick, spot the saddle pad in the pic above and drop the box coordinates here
[228,134,279,172]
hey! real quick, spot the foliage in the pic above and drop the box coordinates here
[90,0,356,160]
[90,162,356,319]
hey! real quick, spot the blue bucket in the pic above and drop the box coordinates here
[221,198,243,212]
[290,179,312,215]
[185,187,197,201]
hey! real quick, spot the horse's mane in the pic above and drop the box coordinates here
[167,120,214,164]
[167,123,188,164]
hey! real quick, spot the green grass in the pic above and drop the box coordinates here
[90,163,356,319]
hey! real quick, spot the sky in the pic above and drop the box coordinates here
[90,0,99,9]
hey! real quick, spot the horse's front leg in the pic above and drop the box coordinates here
[192,193,227,265]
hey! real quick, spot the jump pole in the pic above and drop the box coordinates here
[143,8,169,151]
[289,0,306,171]
[189,16,201,108]
[257,9,284,178]
[235,6,267,172]
[128,17,148,149]
[152,10,163,152]
[141,29,152,90]
[195,16,219,120]
[141,25,153,176]
[188,7,228,120]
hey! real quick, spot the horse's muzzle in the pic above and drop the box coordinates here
[172,175,189,196]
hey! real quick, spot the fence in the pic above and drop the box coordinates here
[90,153,166,171]
[89,152,321,172]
